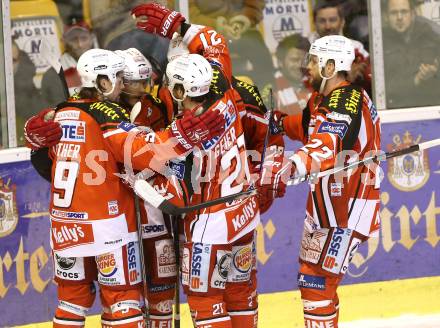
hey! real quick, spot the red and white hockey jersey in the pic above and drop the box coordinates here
[283,81,381,237]
[49,97,188,257]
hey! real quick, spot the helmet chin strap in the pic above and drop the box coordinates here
[318,69,337,94]
[102,82,116,97]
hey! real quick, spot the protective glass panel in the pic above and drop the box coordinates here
[381,0,440,109]
[0,4,7,148]
[187,0,371,115]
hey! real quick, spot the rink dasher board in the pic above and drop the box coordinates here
[0,117,439,326]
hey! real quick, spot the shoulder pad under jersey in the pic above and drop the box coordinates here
[56,100,130,124]
[320,84,363,118]
[87,101,131,124]
[232,77,266,114]
[210,67,229,96]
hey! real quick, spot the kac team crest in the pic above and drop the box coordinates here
[0,177,19,238]
[387,131,430,191]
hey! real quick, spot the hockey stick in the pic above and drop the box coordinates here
[134,90,273,214]
[287,138,440,185]
[39,39,70,99]
[171,213,181,328]
[134,179,256,215]
[134,138,440,214]
[133,194,150,323]
[259,88,275,176]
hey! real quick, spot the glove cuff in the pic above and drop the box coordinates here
[170,120,193,152]
[161,14,185,38]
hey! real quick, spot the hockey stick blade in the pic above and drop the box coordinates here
[134,179,257,215]
[287,138,440,186]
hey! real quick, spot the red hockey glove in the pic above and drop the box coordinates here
[257,146,290,214]
[131,3,185,39]
[24,108,62,150]
[171,109,225,151]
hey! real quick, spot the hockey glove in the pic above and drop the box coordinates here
[257,146,290,213]
[269,111,287,135]
[170,109,225,151]
[131,3,185,39]
[24,108,62,150]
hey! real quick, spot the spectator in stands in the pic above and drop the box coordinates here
[383,0,440,108]
[40,20,95,106]
[310,0,371,92]
[12,39,43,146]
[89,0,170,79]
[273,34,312,115]
[189,0,274,91]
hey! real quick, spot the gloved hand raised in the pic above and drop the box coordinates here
[131,3,185,39]
[24,108,62,150]
[171,109,225,151]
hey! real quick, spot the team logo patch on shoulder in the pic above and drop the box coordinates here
[317,121,348,139]
[118,121,136,132]
[61,120,86,143]
[168,160,185,180]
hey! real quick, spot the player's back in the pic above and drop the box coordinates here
[187,88,258,244]
[49,99,137,257]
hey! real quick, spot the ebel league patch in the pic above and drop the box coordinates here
[118,121,137,132]
[169,160,185,180]
[317,121,348,139]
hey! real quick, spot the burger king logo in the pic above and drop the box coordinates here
[233,246,252,274]
[96,253,117,277]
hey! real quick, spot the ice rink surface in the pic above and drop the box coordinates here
[340,314,440,328]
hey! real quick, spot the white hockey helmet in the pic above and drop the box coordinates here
[309,35,355,73]
[77,49,125,93]
[167,32,190,62]
[115,48,152,81]
[165,53,212,102]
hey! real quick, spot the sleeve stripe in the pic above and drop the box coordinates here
[182,24,204,45]
[246,112,267,125]
[289,153,307,177]
[100,122,119,128]
[103,128,126,138]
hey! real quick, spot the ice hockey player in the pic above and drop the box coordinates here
[119,37,285,326]
[23,48,225,328]
[116,47,182,328]
[272,35,381,328]
[131,3,286,327]
[164,31,286,213]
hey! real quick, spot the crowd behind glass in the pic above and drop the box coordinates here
[2,0,439,148]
